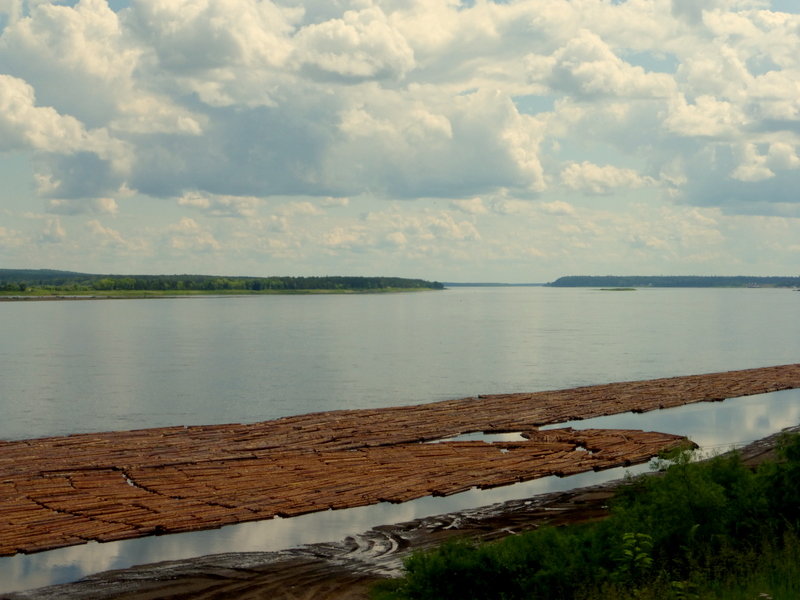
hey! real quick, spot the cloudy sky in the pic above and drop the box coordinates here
[0,0,799,282]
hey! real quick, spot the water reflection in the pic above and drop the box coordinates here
[3,288,800,442]
[2,388,799,594]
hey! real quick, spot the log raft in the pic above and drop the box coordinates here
[1,363,799,557]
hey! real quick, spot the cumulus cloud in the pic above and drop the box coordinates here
[276,201,325,216]
[126,0,296,72]
[39,216,66,243]
[450,197,488,215]
[0,74,122,158]
[664,94,746,139]
[320,196,350,207]
[0,0,138,125]
[47,197,119,215]
[331,87,545,197]
[540,29,675,99]
[1,0,800,277]
[322,225,369,250]
[85,219,147,252]
[0,224,25,248]
[167,217,220,251]
[539,200,575,215]
[294,7,415,80]
[490,198,535,216]
[560,162,657,195]
[385,231,407,246]
[177,191,259,218]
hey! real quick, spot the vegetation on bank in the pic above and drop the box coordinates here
[372,435,800,600]
[0,269,444,295]
[548,275,800,288]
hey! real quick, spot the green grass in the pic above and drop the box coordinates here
[372,435,800,600]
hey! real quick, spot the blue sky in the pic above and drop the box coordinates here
[1,0,799,282]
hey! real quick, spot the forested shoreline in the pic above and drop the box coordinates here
[548,275,800,288]
[0,269,444,294]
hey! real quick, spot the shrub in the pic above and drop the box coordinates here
[372,434,800,600]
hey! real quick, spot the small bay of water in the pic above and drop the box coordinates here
[1,286,799,592]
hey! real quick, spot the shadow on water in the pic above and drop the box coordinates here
[2,388,800,594]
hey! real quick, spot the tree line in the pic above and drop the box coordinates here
[548,275,800,288]
[0,269,444,292]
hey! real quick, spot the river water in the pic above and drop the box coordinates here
[1,286,799,591]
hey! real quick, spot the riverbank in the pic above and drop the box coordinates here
[0,288,437,301]
[2,364,800,597]
[7,424,797,600]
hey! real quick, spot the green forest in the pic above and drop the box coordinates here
[548,275,800,288]
[0,269,444,294]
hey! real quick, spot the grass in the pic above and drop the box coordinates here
[372,435,800,600]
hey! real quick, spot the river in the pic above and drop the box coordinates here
[1,286,799,592]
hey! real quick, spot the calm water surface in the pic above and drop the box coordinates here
[1,287,799,591]
[3,286,799,440]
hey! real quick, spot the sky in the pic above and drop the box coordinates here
[0,0,799,283]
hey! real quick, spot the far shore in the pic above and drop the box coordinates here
[0,288,437,301]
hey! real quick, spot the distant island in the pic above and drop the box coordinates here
[547,275,800,288]
[0,269,444,297]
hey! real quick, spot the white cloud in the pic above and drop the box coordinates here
[665,94,746,138]
[1,0,800,279]
[490,198,535,216]
[425,212,480,241]
[0,0,22,26]
[0,224,25,248]
[767,142,800,170]
[560,162,657,195]
[85,219,146,252]
[320,196,350,207]
[450,197,488,215]
[539,200,575,215]
[294,7,415,80]
[39,216,66,243]
[541,29,676,99]
[330,87,545,197]
[167,217,220,251]
[385,231,407,246]
[0,74,120,157]
[322,225,369,249]
[0,0,138,124]
[277,201,325,216]
[177,191,259,218]
[731,143,774,182]
[47,197,119,216]
[126,0,297,72]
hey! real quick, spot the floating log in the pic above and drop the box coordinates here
[1,363,799,556]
